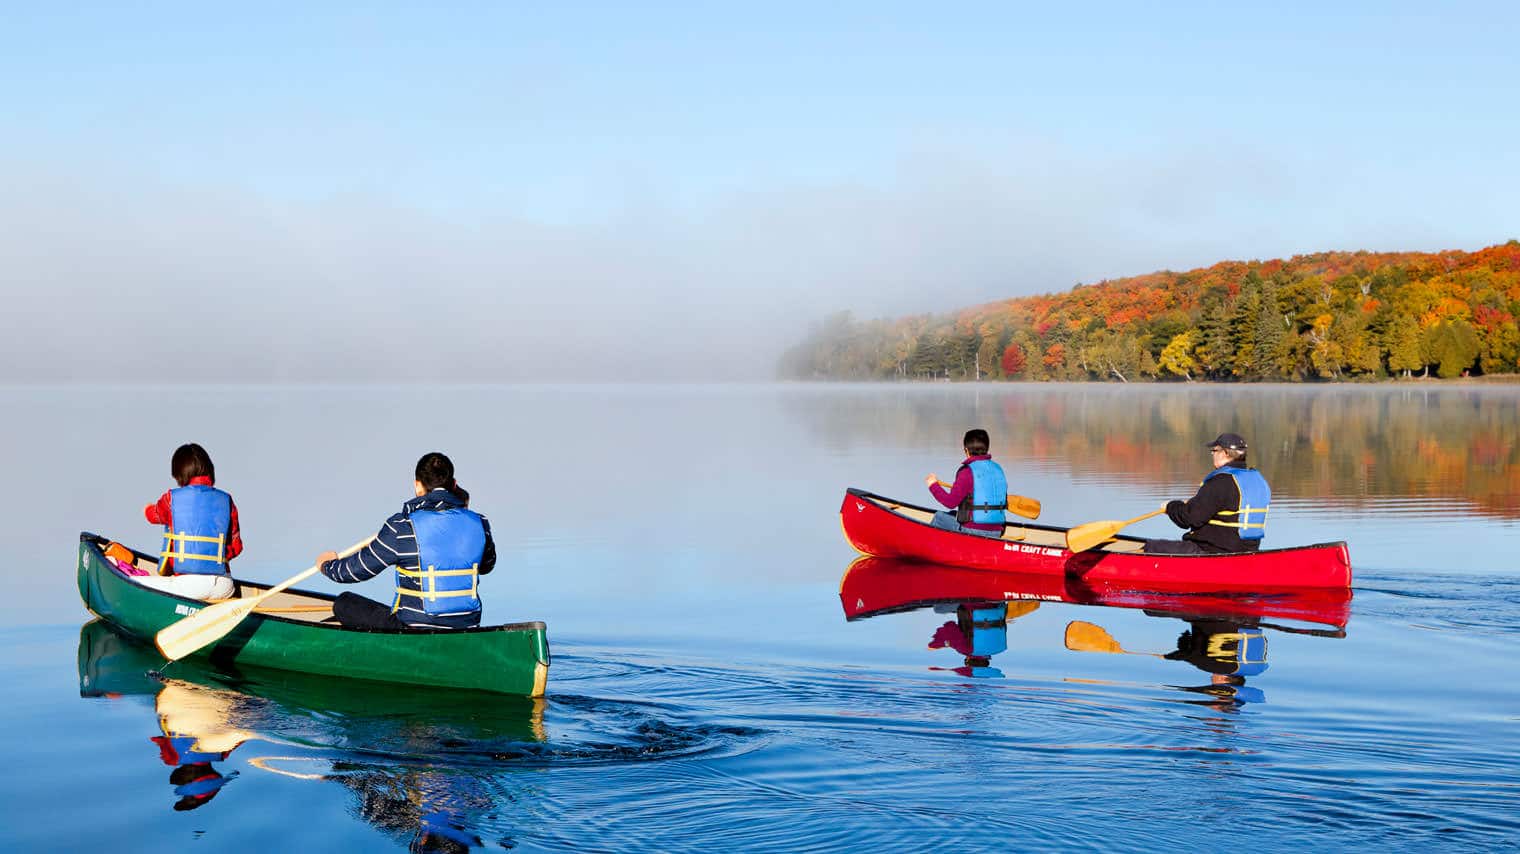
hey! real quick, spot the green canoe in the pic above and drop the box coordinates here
[77,532,549,697]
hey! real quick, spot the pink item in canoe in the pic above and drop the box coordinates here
[113,557,149,577]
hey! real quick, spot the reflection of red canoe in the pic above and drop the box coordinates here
[840,489,1352,590]
[839,555,1352,630]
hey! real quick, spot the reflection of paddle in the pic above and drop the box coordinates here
[1065,507,1166,553]
[156,538,372,661]
[932,483,1042,519]
[1063,620,1163,657]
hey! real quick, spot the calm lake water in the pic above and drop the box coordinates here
[2,383,1518,851]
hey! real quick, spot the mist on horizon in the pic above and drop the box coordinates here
[2,5,1518,382]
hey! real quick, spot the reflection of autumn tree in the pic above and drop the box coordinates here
[784,386,1520,520]
[781,241,1520,382]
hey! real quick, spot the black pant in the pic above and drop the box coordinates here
[1143,538,1210,555]
[332,592,408,630]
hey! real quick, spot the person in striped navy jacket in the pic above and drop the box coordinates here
[315,453,497,630]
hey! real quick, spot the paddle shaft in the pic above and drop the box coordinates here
[155,537,371,661]
[1118,507,1167,528]
[256,537,371,600]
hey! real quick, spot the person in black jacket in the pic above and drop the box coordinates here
[1144,433,1272,555]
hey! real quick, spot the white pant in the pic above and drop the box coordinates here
[132,572,236,601]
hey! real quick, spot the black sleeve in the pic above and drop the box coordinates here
[477,515,497,576]
[1166,477,1236,530]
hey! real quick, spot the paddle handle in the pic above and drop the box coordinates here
[255,537,373,603]
[1128,507,1168,526]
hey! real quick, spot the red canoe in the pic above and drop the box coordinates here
[839,555,1351,631]
[839,488,1352,590]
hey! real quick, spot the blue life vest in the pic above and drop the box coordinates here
[158,485,232,575]
[1203,466,1271,541]
[960,458,1008,526]
[393,508,486,617]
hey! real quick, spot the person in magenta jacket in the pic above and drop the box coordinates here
[924,429,1009,538]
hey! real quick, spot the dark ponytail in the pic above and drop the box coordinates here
[415,452,469,504]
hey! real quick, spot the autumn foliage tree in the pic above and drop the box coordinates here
[1000,342,1027,377]
[780,240,1520,382]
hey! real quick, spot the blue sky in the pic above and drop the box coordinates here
[2,2,1517,378]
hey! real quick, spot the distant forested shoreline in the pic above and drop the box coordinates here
[780,241,1520,382]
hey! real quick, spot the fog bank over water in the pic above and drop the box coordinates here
[2,150,1511,383]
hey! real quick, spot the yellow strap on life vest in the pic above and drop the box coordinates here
[1208,505,1268,530]
[394,564,480,602]
[158,532,226,571]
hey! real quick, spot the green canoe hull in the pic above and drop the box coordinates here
[77,533,549,697]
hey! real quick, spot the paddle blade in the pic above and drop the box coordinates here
[1007,495,1041,520]
[1065,519,1122,553]
[155,598,262,661]
[1064,621,1123,654]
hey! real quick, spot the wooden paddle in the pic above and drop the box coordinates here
[1063,620,1163,657]
[932,482,1042,519]
[1006,495,1041,520]
[155,537,372,661]
[1065,506,1167,553]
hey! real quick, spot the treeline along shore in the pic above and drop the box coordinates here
[781,241,1520,382]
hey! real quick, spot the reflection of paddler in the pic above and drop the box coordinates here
[79,620,547,832]
[1165,618,1269,705]
[1065,618,1268,707]
[928,600,1040,677]
[165,762,233,811]
[151,680,252,810]
[1064,619,1268,679]
[1165,619,1268,678]
[154,681,257,754]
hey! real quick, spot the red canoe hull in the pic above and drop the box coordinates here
[839,489,1352,590]
[839,555,1351,629]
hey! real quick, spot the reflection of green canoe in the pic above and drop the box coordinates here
[77,533,549,697]
[78,619,547,744]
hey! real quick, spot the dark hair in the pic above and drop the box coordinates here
[415,452,469,503]
[963,429,990,456]
[171,443,215,486]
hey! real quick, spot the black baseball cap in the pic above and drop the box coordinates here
[1205,433,1247,451]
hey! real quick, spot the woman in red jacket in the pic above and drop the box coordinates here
[137,443,243,600]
